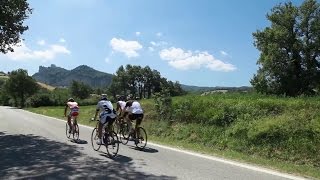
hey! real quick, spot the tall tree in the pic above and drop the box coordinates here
[251,0,320,96]
[70,80,92,99]
[0,0,32,53]
[4,69,39,107]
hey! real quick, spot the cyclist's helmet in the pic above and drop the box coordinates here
[100,94,108,100]
[127,94,133,100]
[68,98,74,102]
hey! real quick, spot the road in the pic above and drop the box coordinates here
[0,106,308,180]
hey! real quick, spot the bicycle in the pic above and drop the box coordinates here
[65,115,79,141]
[90,118,119,158]
[119,119,147,149]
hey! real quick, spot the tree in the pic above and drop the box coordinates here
[70,80,92,99]
[4,69,39,108]
[251,0,320,96]
[0,0,32,53]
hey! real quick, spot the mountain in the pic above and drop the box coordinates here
[181,84,252,92]
[32,64,113,88]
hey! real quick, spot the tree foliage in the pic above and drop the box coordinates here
[108,65,186,99]
[251,0,320,96]
[0,0,32,53]
[70,80,92,99]
[4,69,39,107]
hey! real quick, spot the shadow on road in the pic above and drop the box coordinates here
[70,139,88,144]
[129,146,159,153]
[0,132,176,179]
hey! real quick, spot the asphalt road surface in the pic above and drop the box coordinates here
[0,106,308,180]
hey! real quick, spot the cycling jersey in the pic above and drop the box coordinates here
[67,102,79,116]
[117,100,126,110]
[96,100,116,123]
[125,101,143,114]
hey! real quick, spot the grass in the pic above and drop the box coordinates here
[26,95,320,179]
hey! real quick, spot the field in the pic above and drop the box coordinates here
[26,93,320,179]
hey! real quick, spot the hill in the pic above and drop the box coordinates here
[32,64,113,88]
[181,84,252,92]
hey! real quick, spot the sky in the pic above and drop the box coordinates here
[0,0,304,87]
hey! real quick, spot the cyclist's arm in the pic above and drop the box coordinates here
[116,102,121,112]
[93,102,100,120]
[64,104,68,117]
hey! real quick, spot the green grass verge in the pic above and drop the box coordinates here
[25,98,320,179]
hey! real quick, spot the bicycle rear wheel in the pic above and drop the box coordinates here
[135,127,147,149]
[91,128,101,151]
[66,123,71,139]
[73,124,79,140]
[113,118,121,134]
[119,122,130,145]
[104,131,119,158]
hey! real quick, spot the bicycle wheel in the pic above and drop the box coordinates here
[113,119,121,134]
[119,122,130,145]
[104,131,119,158]
[91,128,101,151]
[66,123,71,138]
[135,127,147,149]
[73,124,79,140]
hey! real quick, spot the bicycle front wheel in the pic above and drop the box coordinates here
[119,122,130,145]
[135,127,147,149]
[66,123,71,139]
[91,128,101,151]
[104,131,119,158]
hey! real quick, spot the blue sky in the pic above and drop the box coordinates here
[0,0,304,87]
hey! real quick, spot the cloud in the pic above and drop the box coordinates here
[110,38,143,58]
[148,47,155,52]
[59,38,66,43]
[105,57,110,63]
[135,32,141,36]
[5,42,71,61]
[220,50,228,56]
[159,47,236,72]
[37,40,46,46]
[156,32,162,37]
[150,41,168,47]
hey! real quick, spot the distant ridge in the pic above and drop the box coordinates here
[32,64,113,88]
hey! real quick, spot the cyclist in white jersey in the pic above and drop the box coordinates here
[116,95,126,118]
[93,94,117,145]
[124,95,144,137]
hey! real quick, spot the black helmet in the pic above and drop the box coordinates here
[100,94,107,100]
[68,98,74,102]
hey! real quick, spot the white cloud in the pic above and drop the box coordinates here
[37,40,46,46]
[59,38,66,43]
[148,47,155,52]
[220,50,228,56]
[150,41,168,47]
[110,38,143,58]
[159,47,236,72]
[105,57,110,63]
[5,42,71,61]
[156,32,162,37]
[135,32,141,36]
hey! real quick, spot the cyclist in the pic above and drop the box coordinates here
[116,95,127,118]
[93,94,117,145]
[64,98,79,133]
[124,95,144,140]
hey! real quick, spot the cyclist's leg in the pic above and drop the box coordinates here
[106,116,115,132]
[98,114,106,139]
[127,113,134,133]
[135,114,144,138]
[67,113,72,133]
